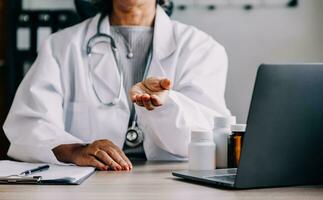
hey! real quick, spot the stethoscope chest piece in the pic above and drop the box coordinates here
[126,123,144,148]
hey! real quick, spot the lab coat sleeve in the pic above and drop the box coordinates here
[136,37,231,157]
[3,37,83,164]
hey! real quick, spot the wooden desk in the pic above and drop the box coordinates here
[0,162,322,200]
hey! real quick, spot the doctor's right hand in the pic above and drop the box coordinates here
[130,77,172,111]
[53,140,133,171]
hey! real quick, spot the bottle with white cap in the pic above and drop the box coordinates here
[189,130,215,170]
[213,116,236,168]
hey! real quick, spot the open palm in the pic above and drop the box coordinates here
[130,77,172,111]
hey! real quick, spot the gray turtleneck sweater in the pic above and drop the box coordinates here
[110,26,154,159]
[110,26,154,110]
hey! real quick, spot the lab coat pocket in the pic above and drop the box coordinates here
[64,102,93,143]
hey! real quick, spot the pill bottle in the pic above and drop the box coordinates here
[227,124,247,168]
[189,130,215,170]
[213,116,236,168]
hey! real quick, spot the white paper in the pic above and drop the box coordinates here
[264,0,291,6]
[0,160,95,181]
[22,0,75,10]
[17,28,31,50]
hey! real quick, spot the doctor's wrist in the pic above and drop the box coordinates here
[52,143,85,164]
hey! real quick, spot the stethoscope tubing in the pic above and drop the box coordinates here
[86,14,153,132]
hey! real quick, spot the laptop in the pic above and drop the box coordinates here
[172,64,323,189]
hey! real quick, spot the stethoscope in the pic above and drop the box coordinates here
[86,14,153,148]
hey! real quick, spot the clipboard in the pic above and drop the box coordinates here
[0,161,95,185]
[0,175,42,184]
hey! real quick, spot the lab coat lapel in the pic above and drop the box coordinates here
[154,6,177,60]
[83,14,110,55]
[90,50,120,98]
[148,6,177,77]
[84,14,128,110]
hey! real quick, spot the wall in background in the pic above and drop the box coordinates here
[173,0,323,123]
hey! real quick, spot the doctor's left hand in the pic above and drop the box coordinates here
[130,77,172,111]
[53,140,132,171]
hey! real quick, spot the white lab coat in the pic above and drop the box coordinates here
[3,6,231,164]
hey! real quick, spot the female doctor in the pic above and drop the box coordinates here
[3,0,231,171]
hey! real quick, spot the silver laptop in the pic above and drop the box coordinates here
[173,64,323,189]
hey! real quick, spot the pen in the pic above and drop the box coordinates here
[19,165,50,176]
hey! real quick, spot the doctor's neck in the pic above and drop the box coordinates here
[110,0,156,27]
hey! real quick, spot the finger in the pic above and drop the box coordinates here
[150,95,162,107]
[160,79,171,90]
[142,95,154,111]
[119,152,133,170]
[143,77,165,92]
[136,95,144,106]
[93,140,130,170]
[104,147,130,171]
[87,156,108,171]
[129,86,142,102]
[95,150,122,171]
[131,94,137,102]
[109,144,133,170]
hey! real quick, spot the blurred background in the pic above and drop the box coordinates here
[0,0,322,159]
